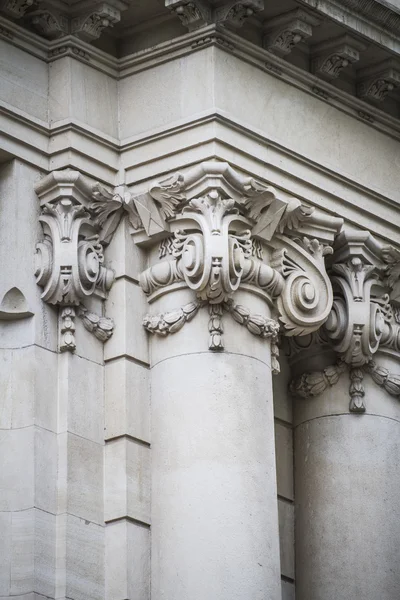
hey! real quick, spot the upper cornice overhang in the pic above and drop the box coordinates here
[298,0,400,52]
[2,15,400,143]
[299,0,400,35]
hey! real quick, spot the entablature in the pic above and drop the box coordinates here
[3,0,400,124]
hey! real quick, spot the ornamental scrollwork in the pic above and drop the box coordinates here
[290,232,400,412]
[34,170,115,352]
[139,161,343,370]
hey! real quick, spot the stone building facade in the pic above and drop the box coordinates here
[0,1,400,599]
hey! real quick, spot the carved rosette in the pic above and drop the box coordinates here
[34,170,116,352]
[137,161,342,371]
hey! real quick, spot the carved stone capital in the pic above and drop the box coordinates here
[165,0,263,30]
[357,60,400,102]
[0,0,34,18]
[263,9,320,57]
[290,230,400,412]
[138,161,342,365]
[22,0,126,40]
[70,3,121,41]
[165,0,210,29]
[214,1,264,28]
[311,35,365,80]
[30,9,68,39]
[35,170,115,352]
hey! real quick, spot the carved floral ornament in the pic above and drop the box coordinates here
[34,165,400,411]
[290,232,400,412]
[134,161,343,373]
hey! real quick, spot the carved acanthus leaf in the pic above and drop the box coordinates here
[278,199,315,233]
[357,60,400,102]
[171,190,251,303]
[139,162,338,359]
[263,9,318,57]
[71,4,120,42]
[30,10,68,39]
[217,1,263,27]
[166,0,263,29]
[325,257,384,366]
[149,173,186,219]
[299,237,333,262]
[243,186,277,220]
[312,36,364,80]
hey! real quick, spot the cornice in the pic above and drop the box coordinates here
[3,17,400,145]
[298,0,400,52]
[2,102,399,244]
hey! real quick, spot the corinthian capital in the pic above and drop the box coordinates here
[138,161,343,367]
[34,170,115,352]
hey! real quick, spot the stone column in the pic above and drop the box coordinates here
[149,288,281,600]
[134,161,341,600]
[291,232,400,600]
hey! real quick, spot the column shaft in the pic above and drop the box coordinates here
[295,356,400,600]
[149,291,282,600]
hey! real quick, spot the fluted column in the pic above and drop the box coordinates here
[291,232,400,600]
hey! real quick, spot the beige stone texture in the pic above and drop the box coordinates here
[105,437,151,524]
[295,413,400,600]
[151,351,281,600]
[0,346,57,432]
[275,422,294,501]
[59,433,104,525]
[104,277,149,364]
[0,161,58,351]
[58,353,104,444]
[0,40,48,122]
[49,57,118,137]
[105,519,150,600]
[278,499,295,581]
[105,357,150,443]
[64,514,104,600]
[107,218,146,282]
